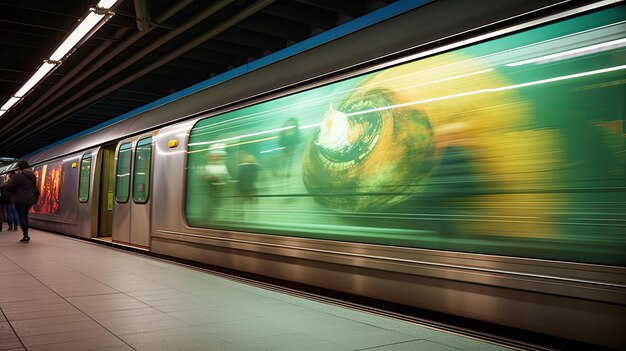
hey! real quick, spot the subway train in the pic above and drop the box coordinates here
[1,0,624,348]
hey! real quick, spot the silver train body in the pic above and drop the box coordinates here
[3,0,624,348]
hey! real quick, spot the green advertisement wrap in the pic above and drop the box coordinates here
[186,5,626,265]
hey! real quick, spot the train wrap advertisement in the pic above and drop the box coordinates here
[186,6,626,265]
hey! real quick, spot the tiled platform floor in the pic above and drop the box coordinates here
[0,229,512,351]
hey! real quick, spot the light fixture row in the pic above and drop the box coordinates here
[0,0,119,117]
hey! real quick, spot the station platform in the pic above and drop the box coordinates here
[0,229,511,351]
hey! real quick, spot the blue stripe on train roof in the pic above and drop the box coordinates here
[25,0,431,158]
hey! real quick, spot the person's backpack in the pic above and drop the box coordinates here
[25,174,40,202]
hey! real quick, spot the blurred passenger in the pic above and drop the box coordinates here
[426,122,477,236]
[1,172,19,232]
[0,183,5,231]
[4,160,39,242]
[236,150,260,217]
[279,118,300,180]
[204,143,230,220]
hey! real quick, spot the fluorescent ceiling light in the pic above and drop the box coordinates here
[0,4,115,118]
[97,0,118,9]
[507,37,626,67]
[49,11,105,61]
[15,62,57,98]
[1,97,21,111]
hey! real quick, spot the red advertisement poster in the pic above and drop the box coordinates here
[31,161,62,214]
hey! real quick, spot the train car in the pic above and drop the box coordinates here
[2,0,624,348]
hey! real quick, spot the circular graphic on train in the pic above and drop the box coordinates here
[302,87,436,211]
[316,103,382,164]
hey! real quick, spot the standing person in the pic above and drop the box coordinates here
[236,150,260,218]
[1,172,19,232]
[279,118,300,180]
[424,122,477,236]
[4,160,38,242]
[0,185,4,232]
[204,143,230,222]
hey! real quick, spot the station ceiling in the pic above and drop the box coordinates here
[0,0,396,159]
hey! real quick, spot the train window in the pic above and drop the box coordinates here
[78,152,92,202]
[133,137,152,203]
[115,142,132,203]
[184,4,626,265]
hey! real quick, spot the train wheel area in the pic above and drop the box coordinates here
[0,228,529,351]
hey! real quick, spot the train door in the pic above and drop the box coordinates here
[112,135,153,249]
[112,140,133,244]
[77,149,96,239]
[97,144,116,240]
[129,136,153,248]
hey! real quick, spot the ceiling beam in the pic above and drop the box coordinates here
[0,0,199,136]
[236,13,312,42]
[262,2,338,29]
[0,0,278,152]
[215,27,286,51]
[133,0,151,31]
[295,0,365,18]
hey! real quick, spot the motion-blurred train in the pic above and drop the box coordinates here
[1,0,624,348]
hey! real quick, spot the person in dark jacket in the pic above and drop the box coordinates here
[4,160,38,242]
[0,172,19,232]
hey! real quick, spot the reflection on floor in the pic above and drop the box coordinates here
[0,229,513,350]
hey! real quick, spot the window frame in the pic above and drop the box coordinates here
[115,142,133,203]
[132,137,152,204]
[78,152,92,203]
